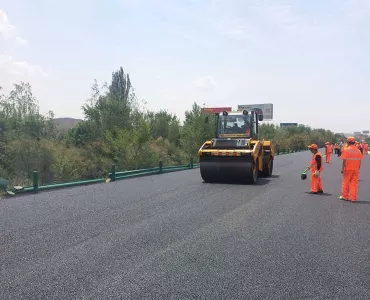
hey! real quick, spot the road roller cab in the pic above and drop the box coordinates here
[198,109,275,184]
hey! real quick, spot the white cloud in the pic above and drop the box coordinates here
[215,17,255,42]
[161,0,369,44]
[343,0,370,25]
[15,36,28,45]
[0,9,15,39]
[193,76,216,89]
[0,55,48,91]
[211,1,308,41]
[0,9,27,45]
[0,9,46,91]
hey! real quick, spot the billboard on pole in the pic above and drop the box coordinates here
[362,130,369,134]
[237,103,273,120]
[201,107,232,114]
[280,123,298,128]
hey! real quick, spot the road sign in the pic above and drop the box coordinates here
[201,107,232,114]
[363,130,369,134]
[237,103,273,120]
[354,132,361,136]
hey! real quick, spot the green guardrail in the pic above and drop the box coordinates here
[1,158,200,196]
[275,148,310,155]
[0,148,315,196]
[0,178,9,192]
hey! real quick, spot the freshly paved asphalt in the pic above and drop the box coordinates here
[1,150,370,299]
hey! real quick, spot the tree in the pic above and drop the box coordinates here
[148,110,174,140]
[0,82,54,140]
[180,102,215,158]
[0,68,338,187]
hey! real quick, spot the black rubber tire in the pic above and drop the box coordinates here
[200,164,213,183]
[200,158,258,184]
[260,155,273,177]
[244,161,258,184]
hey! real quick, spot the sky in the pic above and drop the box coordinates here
[0,0,369,133]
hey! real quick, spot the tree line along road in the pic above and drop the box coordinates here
[1,151,370,299]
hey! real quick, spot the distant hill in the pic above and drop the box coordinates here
[54,118,82,131]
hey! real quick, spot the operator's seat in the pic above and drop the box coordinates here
[232,123,244,133]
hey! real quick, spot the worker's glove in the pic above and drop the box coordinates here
[314,170,320,177]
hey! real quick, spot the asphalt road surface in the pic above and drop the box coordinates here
[1,150,370,299]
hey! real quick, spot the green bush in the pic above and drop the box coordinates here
[0,70,337,187]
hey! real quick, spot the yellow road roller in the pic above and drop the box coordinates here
[198,108,274,184]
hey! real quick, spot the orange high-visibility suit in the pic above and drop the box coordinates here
[356,142,363,154]
[340,143,347,156]
[363,142,368,154]
[340,144,363,201]
[310,151,323,193]
[324,143,331,163]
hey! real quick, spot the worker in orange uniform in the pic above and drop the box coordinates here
[324,142,331,163]
[356,141,364,154]
[339,136,363,202]
[362,140,368,154]
[338,142,344,156]
[340,141,347,156]
[307,144,323,194]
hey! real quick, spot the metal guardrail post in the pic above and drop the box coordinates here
[14,146,318,196]
[0,178,8,191]
[33,171,39,193]
[111,164,116,182]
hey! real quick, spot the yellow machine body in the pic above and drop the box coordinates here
[197,110,275,184]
